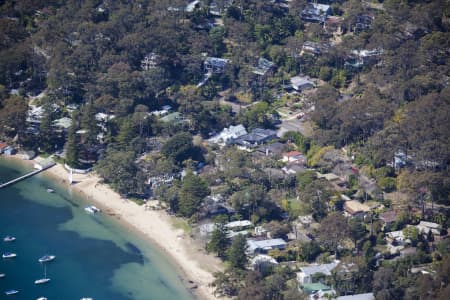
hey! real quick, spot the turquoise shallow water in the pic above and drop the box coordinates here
[0,158,195,300]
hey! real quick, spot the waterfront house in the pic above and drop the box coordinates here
[204,57,229,74]
[208,124,247,146]
[351,49,384,65]
[290,76,315,92]
[225,220,253,231]
[343,200,371,218]
[250,254,278,273]
[386,230,405,243]
[353,14,374,33]
[316,172,340,182]
[386,230,406,254]
[301,3,331,23]
[256,142,285,157]
[282,151,306,164]
[296,261,340,284]
[252,57,275,77]
[246,238,287,255]
[416,221,442,236]
[301,41,327,56]
[337,293,375,300]
[231,128,277,150]
[300,283,336,299]
[200,194,235,218]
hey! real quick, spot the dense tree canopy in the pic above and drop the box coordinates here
[178,170,210,218]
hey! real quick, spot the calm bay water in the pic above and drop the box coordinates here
[0,158,195,300]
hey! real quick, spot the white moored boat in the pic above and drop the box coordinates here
[2,253,17,259]
[39,255,56,263]
[3,236,16,242]
[5,289,19,295]
[35,278,50,284]
[35,263,50,285]
[37,297,48,300]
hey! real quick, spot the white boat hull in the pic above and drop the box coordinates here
[5,290,19,295]
[3,236,16,242]
[35,278,51,285]
[39,255,56,263]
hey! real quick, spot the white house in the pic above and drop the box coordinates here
[208,124,247,146]
[204,57,230,74]
[343,200,371,218]
[416,221,442,236]
[290,76,315,91]
[250,254,278,271]
[225,220,253,230]
[282,151,306,163]
[247,238,287,255]
[337,293,375,300]
[301,3,331,23]
[296,261,340,284]
[386,230,405,243]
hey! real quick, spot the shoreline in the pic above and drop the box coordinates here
[2,155,224,300]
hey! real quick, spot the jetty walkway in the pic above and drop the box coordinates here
[0,162,55,189]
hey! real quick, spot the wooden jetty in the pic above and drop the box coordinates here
[0,161,55,189]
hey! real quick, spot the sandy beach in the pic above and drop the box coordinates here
[5,156,224,300]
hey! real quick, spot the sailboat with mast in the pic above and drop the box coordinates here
[34,263,50,285]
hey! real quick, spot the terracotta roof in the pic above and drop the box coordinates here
[284,151,302,157]
[344,200,370,215]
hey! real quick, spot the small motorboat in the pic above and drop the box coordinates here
[2,253,17,259]
[34,278,51,285]
[39,255,56,263]
[47,188,54,193]
[36,297,48,300]
[84,206,100,214]
[0,273,5,278]
[35,263,50,285]
[80,298,93,300]
[5,289,19,295]
[3,236,16,242]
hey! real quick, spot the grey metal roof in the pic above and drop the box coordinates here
[205,57,229,68]
[300,261,339,276]
[247,238,287,252]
